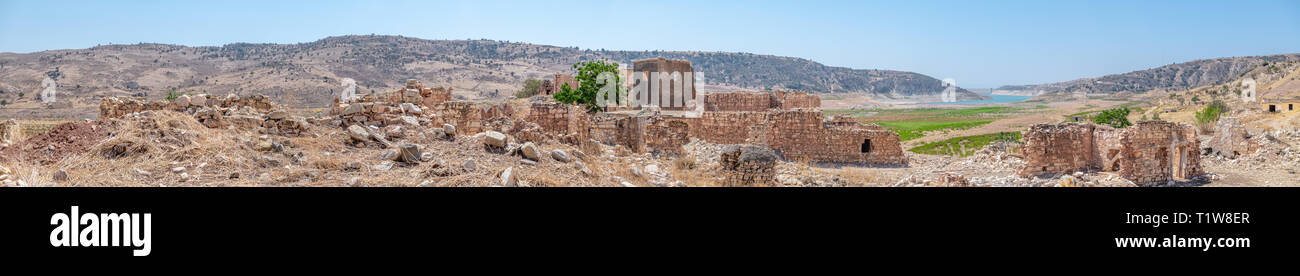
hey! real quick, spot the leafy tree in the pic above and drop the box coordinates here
[515,78,544,98]
[1,100,7,106]
[1152,111,1161,121]
[1091,107,1132,128]
[554,59,621,112]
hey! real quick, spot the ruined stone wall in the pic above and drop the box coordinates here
[645,117,691,155]
[99,94,276,119]
[0,119,20,146]
[704,92,771,112]
[1118,121,1203,185]
[773,91,821,110]
[694,111,770,144]
[421,87,452,108]
[1018,122,1203,186]
[720,145,778,186]
[1018,123,1098,177]
[1207,117,1258,158]
[431,101,484,134]
[702,91,821,112]
[757,110,905,165]
[553,73,577,94]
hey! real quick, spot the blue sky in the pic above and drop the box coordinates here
[2,0,1298,88]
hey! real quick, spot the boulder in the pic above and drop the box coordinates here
[379,149,399,161]
[484,131,507,148]
[267,110,289,120]
[550,149,570,163]
[341,103,365,116]
[347,125,370,142]
[501,167,517,187]
[398,144,422,164]
[443,124,457,136]
[520,142,540,161]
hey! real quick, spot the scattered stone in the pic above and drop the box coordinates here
[52,170,68,182]
[0,165,9,175]
[346,177,361,186]
[463,159,476,171]
[501,167,517,187]
[443,124,456,137]
[645,164,660,176]
[620,181,636,187]
[631,167,643,177]
[135,168,151,176]
[418,179,435,187]
[256,140,274,151]
[421,152,434,162]
[179,172,190,182]
[521,159,537,166]
[551,149,570,163]
[267,110,289,120]
[347,125,370,142]
[484,131,507,148]
[229,172,240,179]
[520,142,540,161]
[398,143,422,163]
[374,161,394,171]
[171,167,186,173]
[379,149,399,160]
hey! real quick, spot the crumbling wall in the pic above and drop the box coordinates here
[431,101,485,134]
[702,91,822,112]
[1018,121,1203,186]
[704,92,771,112]
[1206,117,1258,159]
[99,94,276,119]
[694,111,770,144]
[1018,123,1099,176]
[772,91,820,110]
[1118,121,1203,185]
[0,119,20,146]
[759,110,905,165]
[720,145,778,186]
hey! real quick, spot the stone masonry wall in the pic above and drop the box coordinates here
[1018,123,1099,176]
[694,111,770,144]
[1018,121,1204,186]
[704,92,771,112]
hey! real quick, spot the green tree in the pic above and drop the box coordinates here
[1,100,7,106]
[554,59,621,112]
[515,78,544,98]
[1091,107,1132,128]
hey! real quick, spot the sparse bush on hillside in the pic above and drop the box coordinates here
[1195,100,1228,133]
[1091,107,1132,128]
[515,78,543,98]
[164,89,179,101]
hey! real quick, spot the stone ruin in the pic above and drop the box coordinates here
[689,91,905,165]
[0,119,20,147]
[99,93,311,136]
[1205,117,1258,159]
[1018,121,1204,186]
[539,73,578,95]
[719,145,779,186]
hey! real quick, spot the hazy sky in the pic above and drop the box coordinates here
[2,0,1298,88]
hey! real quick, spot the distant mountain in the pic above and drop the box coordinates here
[995,54,1300,97]
[0,35,983,115]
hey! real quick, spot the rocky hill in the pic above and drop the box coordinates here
[0,35,982,119]
[996,54,1300,97]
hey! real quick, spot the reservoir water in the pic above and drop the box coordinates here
[930,94,1031,105]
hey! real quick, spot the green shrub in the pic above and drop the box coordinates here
[1091,107,1132,128]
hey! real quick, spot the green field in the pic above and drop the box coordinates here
[830,106,1029,141]
[909,132,1022,157]
[875,120,992,141]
